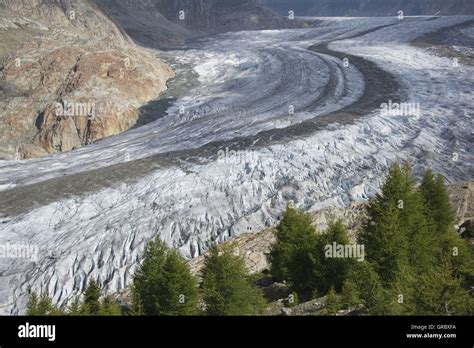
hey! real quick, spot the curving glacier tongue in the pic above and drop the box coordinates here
[0,16,473,314]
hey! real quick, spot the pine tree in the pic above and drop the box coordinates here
[347,261,384,313]
[269,205,317,281]
[132,237,167,315]
[341,279,361,309]
[98,296,122,316]
[68,301,82,316]
[325,287,341,314]
[156,250,200,315]
[26,292,63,316]
[201,246,265,315]
[358,163,435,283]
[412,258,473,315]
[81,279,101,315]
[284,228,320,296]
[317,220,353,293]
[420,169,455,234]
[26,292,40,316]
[131,237,200,316]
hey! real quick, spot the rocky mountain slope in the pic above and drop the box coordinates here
[264,0,474,17]
[94,0,297,49]
[0,0,174,159]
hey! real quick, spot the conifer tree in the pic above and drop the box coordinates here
[347,261,384,313]
[68,301,82,316]
[269,205,317,281]
[358,163,435,283]
[325,286,341,314]
[317,220,353,293]
[412,258,473,315]
[420,169,455,234]
[156,250,200,315]
[98,296,122,316]
[26,292,63,316]
[341,279,361,309]
[131,237,200,316]
[201,246,265,315]
[26,292,40,316]
[81,279,101,315]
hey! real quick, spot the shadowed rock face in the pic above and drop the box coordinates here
[93,0,296,49]
[264,0,474,17]
[0,0,174,159]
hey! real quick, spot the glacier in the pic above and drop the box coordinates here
[0,16,473,314]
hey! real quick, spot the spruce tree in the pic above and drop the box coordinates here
[358,200,407,283]
[358,163,435,283]
[132,237,167,315]
[412,258,473,315]
[26,292,40,316]
[347,261,384,313]
[201,246,265,315]
[156,250,200,315]
[81,279,101,315]
[131,237,200,316]
[68,301,82,316]
[356,164,473,315]
[269,205,317,281]
[420,169,455,234]
[98,296,122,316]
[317,220,353,293]
[341,279,361,309]
[325,287,341,314]
[359,164,406,282]
[26,292,63,316]
[284,226,320,296]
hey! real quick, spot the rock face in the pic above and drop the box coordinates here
[188,228,277,276]
[0,0,174,159]
[94,0,297,49]
[449,181,474,227]
[264,0,474,17]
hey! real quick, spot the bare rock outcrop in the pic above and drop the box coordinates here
[188,228,277,277]
[0,0,174,159]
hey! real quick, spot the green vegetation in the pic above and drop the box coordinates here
[131,238,200,316]
[325,286,341,314]
[340,279,361,309]
[26,280,121,316]
[270,163,473,315]
[201,246,266,315]
[26,292,64,316]
[269,207,353,299]
[355,163,473,315]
